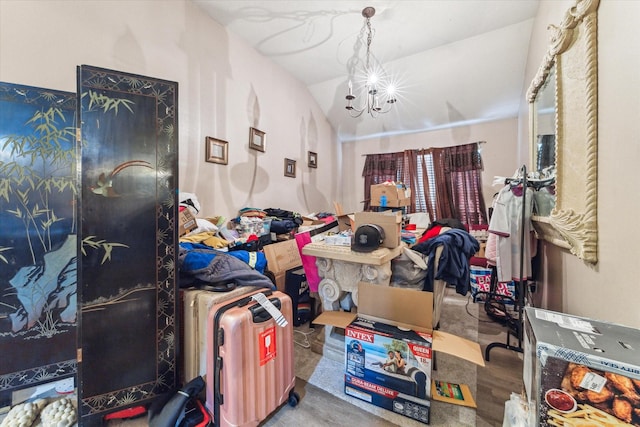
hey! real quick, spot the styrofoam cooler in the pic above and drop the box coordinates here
[181,286,259,383]
[205,289,298,427]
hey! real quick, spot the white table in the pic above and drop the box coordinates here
[302,242,403,310]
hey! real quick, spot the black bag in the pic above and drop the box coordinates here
[148,376,206,427]
[285,268,313,326]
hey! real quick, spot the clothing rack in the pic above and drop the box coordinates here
[484,165,530,361]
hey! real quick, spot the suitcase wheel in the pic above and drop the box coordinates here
[287,390,300,407]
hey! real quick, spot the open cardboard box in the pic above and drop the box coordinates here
[354,210,402,249]
[333,201,355,232]
[263,239,302,291]
[178,209,197,236]
[313,282,484,423]
[301,216,325,226]
[370,183,412,207]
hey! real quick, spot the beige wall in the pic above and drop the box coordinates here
[340,118,521,215]
[2,0,638,329]
[521,1,640,328]
[0,0,339,220]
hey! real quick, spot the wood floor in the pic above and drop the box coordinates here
[475,300,525,426]
[108,293,524,427]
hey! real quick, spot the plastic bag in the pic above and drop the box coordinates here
[390,247,428,289]
[502,393,533,427]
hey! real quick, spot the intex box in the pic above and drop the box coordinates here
[523,307,640,426]
[314,283,484,425]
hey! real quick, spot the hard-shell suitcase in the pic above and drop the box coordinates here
[205,289,299,427]
[181,286,259,383]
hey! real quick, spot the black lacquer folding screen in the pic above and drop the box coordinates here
[77,65,178,424]
[0,82,78,408]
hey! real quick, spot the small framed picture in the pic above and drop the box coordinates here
[284,158,296,178]
[249,127,266,152]
[308,151,318,168]
[205,137,228,165]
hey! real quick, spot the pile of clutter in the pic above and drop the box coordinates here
[178,192,309,251]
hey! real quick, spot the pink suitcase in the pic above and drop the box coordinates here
[205,289,298,426]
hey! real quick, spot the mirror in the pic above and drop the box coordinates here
[533,64,556,173]
[527,0,599,263]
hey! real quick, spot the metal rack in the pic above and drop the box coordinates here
[484,165,530,361]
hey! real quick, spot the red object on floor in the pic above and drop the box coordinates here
[103,406,147,420]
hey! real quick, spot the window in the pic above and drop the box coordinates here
[362,143,487,225]
[415,152,435,214]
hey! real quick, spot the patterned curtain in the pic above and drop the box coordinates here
[443,142,488,225]
[361,143,487,225]
[361,152,404,211]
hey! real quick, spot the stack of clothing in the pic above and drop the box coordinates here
[412,220,479,295]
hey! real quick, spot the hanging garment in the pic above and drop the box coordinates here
[488,185,534,283]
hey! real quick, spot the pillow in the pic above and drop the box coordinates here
[189,218,218,234]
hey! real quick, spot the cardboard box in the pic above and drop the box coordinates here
[371,184,411,207]
[263,239,302,291]
[523,307,640,426]
[323,234,352,246]
[336,214,355,232]
[333,201,355,232]
[314,283,484,424]
[355,211,402,249]
[178,209,197,236]
[301,216,325,226]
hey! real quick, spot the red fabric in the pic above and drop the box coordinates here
[418,225,443,243]
[470,256,489,268]
[320,215,336,224]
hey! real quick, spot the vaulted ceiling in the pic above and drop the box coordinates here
[193,1,540,142]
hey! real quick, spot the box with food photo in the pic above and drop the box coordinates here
[523,307,640,426]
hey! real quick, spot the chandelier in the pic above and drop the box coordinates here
[345,7,397,118]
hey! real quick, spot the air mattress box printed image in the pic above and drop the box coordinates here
[344,318,433,424]
[523,307,640,426]
[312,283,485,425]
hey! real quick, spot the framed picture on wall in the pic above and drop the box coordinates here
[308,151,317,168]
[249,127,266,152]
[205,136,228,165]
[284,158,296,178]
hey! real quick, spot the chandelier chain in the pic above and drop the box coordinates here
[345,7,397,119]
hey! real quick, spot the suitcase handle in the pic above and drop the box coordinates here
[250,298,282,323]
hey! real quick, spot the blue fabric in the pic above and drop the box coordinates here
[178,242,274,290]
[180,242,267,273]
[412,229,479,295]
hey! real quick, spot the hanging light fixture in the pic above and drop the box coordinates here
[345,6,397,118]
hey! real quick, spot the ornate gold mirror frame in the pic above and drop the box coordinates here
[527,0,599,263]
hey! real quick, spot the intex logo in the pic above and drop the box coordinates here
[346,328,375,343]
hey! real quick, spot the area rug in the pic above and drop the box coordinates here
[302,286,480,426]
